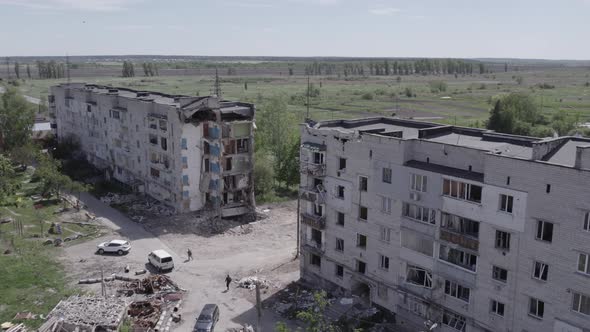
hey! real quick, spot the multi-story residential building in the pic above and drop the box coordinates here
[50,83,255,217]
[299,117,590,332]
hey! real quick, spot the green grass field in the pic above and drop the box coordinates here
[19,67,590,127]
[0,169,101,329]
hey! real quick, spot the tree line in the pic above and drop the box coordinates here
[36,60,66,79]
[304,59,485,77]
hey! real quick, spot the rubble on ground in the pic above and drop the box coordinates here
[99,193,136,205]
[38,295,127,332]
[227,324,255,332]
[127,300,163,329]
[237,276,271,290]
[2,323,27,332]
[124,274,184,295]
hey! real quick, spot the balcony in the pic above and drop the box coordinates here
[299,184,326,204]
[440,229,479,252]
[300,162,326,177]
[301,212,326,229]
[302,238,325,255]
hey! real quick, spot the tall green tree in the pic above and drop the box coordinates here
[0,87,36,152]
[14,61,20,79]
[26,64,32,79]
[0,154,18,201]
[486,93,543,135]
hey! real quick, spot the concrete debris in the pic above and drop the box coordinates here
[339,298,353,305]
[237,276,271,290]
[127,300,162,329]
[124,275,183,294]
[41,295,126,332]
[0,217,13,224]
[227,324,255,332]
[99,193,136,205]
[78,274,137,284]
[5,323,26,332]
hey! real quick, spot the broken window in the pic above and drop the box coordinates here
[403,202,436,225]
[356,260,366,274]
[379,254,389,270]
[339,158,346,171]
[335,238,344,252]
[149,134,158,145]
[406,265,432,288]
[336,212,344,226]
[439,245,477,272]
[495,230,511,250]
[313,152,324,164]
[401,229,434,256]
[226,157,232,171]
[87,105,91,112]
[441,212,479,238]
[161,137,167,151]
[204,141,210,154]
[310,254,321,267]
[182,156,188,169]
[336,185,345,199]
[335,264,344,278]
[499,194,514,213]
[204,159,210,172]
[533,261,549,281]
[359,206,368,221]
[382,167,392,183]
[491,300,505,316]
[442,310,466,332]
[237,139,249,153]
[111,110,120,119]
[584,211,590,231]
[359,176,368,192]
[182,175,189,186]
[445,280,470,303]
[313,203,323,217]
[536,220,554,242]
[443,178,482,203]
[356,233,367,249]
[492,265,508,283]
[311,228,322,245]
[410,173,427,192]
[150,168,160,178]
[159,120,167,131]
[181,138,187,150]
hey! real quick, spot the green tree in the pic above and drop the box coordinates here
[551,110,576,136]
[26,64,32,79]
[486,93,542,135]
[275,291,349,332]
[0,154,18,201]
[253,151,274,197]
[0,87,36,152]
[429,80,447,93]
[14,61,20,79]
[275,138,300,188]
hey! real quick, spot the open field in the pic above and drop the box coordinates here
[15,66,590,127]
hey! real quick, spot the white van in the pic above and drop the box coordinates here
[148,249,174,272]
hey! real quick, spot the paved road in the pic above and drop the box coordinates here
[68,193,296,331]
[0,86,41,104]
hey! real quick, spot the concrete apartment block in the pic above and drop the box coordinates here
[299,117,590,332]
[50,83,255,217]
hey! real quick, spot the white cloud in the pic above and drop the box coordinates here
[368,7,400,16]
[0,0,142,11]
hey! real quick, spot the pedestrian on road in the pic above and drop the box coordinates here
[225,274,232,291]
[187,249,193,261]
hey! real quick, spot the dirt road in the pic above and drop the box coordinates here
[60,194,299,331]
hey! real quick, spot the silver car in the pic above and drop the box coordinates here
[96,239,131,255]
[193,304,219,332]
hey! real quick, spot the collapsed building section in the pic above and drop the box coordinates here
[50,83,255,217]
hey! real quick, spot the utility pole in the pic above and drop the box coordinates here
[255,281,262,332]
[295,196,300,259]
[213,68,222,99]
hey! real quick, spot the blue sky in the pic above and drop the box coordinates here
[0,0,588,59]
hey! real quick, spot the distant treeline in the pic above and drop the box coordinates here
[36,60,66,79]
[305,59,485,76]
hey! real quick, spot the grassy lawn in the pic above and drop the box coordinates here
[0,168,101,328]
[20,68,590,127]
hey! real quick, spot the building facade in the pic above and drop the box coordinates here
[50,83,255,217]
[299,117,590,332]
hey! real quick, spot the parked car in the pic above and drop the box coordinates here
[96,239,131,255]
[148,249,174,272]
[193,304,220,332]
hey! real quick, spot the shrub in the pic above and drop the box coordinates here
[361,92,374,100]
[404,87,414,98]
[429,80,447,93]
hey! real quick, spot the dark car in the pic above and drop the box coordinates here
[193,304,220,332]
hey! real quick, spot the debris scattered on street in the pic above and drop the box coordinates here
[237,276,271,290]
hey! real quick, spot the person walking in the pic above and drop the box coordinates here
[187,249,193,261]
[225,274,232,291]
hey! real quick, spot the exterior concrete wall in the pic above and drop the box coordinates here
[299,123,590,332]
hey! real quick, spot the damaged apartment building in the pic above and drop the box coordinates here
[299,117,590,332]
[50,83,255,217]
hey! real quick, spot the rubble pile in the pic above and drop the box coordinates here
[125,275,183,295]
[127,300,163,329]
[40,295,126,332]
[2,323,27,332]
[237,276,271,290]
[227,324,255,332]
[99,193,136,205]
